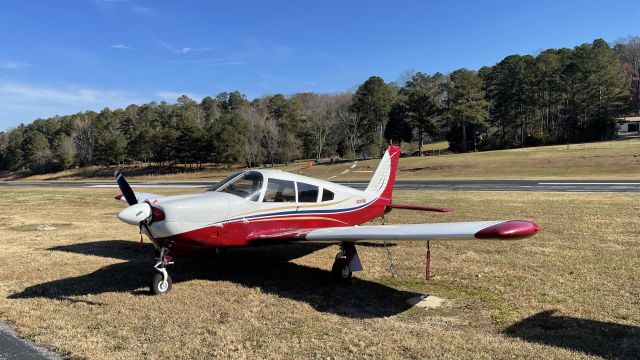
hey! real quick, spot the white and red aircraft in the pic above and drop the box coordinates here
[114,143,539,294]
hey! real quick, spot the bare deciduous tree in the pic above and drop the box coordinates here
[263,119,280,167]
[242,106,267,168]
[280,130,301,165]
[73,115,95,166]
[304,94,339,161]
[335,94,361,159]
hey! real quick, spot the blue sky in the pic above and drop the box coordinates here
[1,0,639,129]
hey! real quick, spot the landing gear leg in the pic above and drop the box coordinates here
[331,242,362,281]
[150,247,174,295]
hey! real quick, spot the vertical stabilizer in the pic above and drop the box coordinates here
[364,144,401,200]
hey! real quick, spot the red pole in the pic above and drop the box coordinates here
[425,241,431,280]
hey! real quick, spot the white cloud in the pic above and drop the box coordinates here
[158,41,212,54]
[155,91,206,102]
[0,61,28,70]
[0,81,143,128]
[110,44,132,50]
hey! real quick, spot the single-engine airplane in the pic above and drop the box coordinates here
[114,143,539,294]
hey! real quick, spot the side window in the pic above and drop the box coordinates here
[263,179,297,203]
[321,188,334,202]
[297,182,319,203]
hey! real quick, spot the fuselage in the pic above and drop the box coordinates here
[145,169,391,251]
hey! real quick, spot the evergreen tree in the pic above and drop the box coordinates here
[402,72,444,154]
[445,69,489,152]
[351,76,396,156]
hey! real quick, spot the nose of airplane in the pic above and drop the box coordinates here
[118,202,152,225]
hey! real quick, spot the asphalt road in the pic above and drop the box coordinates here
[1,179,640,192]
[0,324,61,360]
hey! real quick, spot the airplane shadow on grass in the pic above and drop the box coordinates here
[9,240,415,319]
[503,310,640,359]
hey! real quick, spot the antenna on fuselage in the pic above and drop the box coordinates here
[323,157,337,180]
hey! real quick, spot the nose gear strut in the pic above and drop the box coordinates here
[151,247,174,295]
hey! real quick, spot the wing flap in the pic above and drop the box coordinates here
[306,220,538,242]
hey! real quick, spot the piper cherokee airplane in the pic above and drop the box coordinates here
[114,143,539,295]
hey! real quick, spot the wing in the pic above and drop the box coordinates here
[305,220,539,242]
[115,192,164,204]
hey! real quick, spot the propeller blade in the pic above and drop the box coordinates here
[114,170,137,206]
[117,203,152,225]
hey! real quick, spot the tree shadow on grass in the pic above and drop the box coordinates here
[9,240,417,319]
[503,310,640,359]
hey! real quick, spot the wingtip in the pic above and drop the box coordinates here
[474,220,539,240]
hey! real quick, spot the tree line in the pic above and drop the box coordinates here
[1,37,638,174]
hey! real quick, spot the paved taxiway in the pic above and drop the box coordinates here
[0,324,61,360]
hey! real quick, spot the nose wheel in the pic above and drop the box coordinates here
[151,247,174,295]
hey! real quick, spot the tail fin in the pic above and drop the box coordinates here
[365,144,401,200]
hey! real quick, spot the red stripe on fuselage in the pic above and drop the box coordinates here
[154,196,391,252]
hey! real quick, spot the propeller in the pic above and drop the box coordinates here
[114,170,152,225]
[114,170,137,206]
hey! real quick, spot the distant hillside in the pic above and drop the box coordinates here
[4,138,639,182]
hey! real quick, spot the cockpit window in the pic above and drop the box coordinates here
[213,171,263,201]
[263,178,296,203]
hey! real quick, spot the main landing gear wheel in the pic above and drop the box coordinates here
[332,258,352,281]
[151,273,172,295]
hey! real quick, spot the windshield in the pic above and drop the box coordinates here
[212,171,263,201]
[207,171,245,192]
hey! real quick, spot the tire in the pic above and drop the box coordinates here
[331,258,352,281]
[150,273,172,295]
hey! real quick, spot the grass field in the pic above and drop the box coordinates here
[0,187,638,359]
[4,138,640,182]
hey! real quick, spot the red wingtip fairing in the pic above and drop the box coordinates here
[474,220,539,240]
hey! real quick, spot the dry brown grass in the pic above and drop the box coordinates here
[297,138,640,181]
[0,187,639,359]
[4,138,640,182]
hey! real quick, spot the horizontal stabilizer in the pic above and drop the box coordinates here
[387,203,454,212]
[306,220,539,242]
